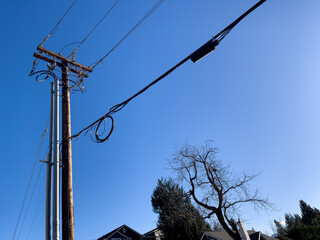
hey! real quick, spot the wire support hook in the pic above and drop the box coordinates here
[29,69,59,83]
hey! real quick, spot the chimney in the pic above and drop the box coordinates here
[237,220,250,240]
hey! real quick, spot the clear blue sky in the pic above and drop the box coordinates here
[1,0,320,239]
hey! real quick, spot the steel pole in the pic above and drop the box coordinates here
[52,79,60,240]
[45,83,54,240]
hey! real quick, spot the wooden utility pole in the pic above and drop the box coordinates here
[61,60,74,240]
[33,46,92,240]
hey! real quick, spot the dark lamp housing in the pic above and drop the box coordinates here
[190,39,220,63]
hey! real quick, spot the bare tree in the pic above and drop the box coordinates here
[170,141,273,240]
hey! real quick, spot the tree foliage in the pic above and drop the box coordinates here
[274,200,320,240]
[170,141,273,240]
[151,178,211,240]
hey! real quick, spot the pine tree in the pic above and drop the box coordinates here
[274,200,320,240]
[151,178,211,240]
[300,200,320,226]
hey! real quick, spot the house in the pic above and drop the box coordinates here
[201,220,278,240]
[98,222,277,240]
[97,224,163,240]
[143,228,163,240]
[201,231,278,240]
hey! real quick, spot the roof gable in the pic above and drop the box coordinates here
[97,224,142,240]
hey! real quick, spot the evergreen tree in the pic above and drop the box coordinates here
[151,178,211,240]
[274,200,320,240]
[300,200,320,226]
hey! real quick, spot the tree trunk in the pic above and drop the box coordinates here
[216,210,241,240]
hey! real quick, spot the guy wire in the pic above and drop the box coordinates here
[17,162,45,240]
[25,193,45,240]
[12,125,48,240]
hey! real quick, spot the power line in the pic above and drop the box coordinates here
[59,42,81,54]
[25,193,45,240]
[39,0,78,47]
[70,0,267,143]
[68,0,120,59]
[12,125,48,240]
[91,0,165,69]
[17,162,45,240]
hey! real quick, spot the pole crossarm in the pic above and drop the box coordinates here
[33,53,89,78]
[37,46,92,72]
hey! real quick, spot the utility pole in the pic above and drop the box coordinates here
[33,46,92,240]
[61,60,74,240]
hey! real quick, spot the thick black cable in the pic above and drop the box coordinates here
[189,0,267,63]
[39,0,78,47]
[68,0,120,58]
[91,0,165,69]
[213,0,266,42]
[70,0,267,143]
[70,54,190,143]
[12,126,48,240]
